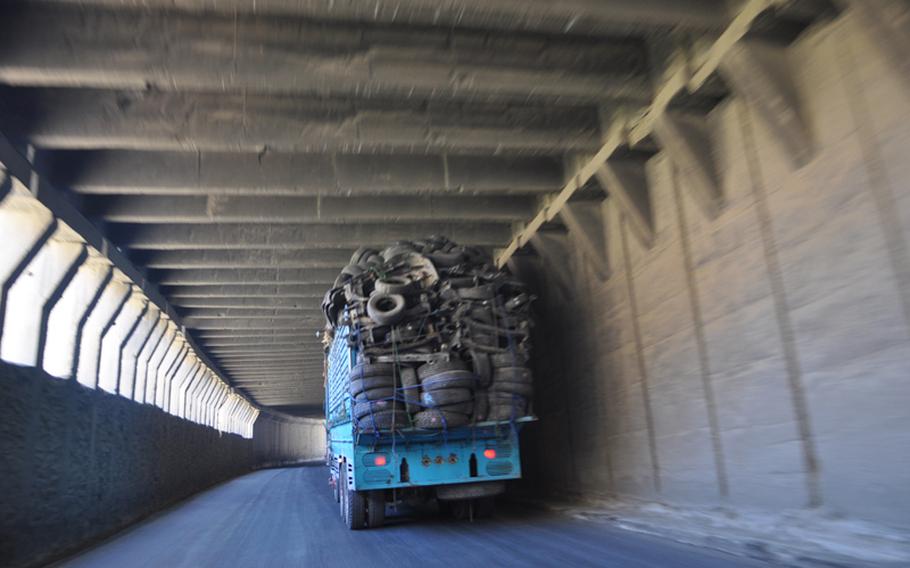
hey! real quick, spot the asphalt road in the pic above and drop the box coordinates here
[57,465,773,568]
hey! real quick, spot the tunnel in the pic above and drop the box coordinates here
[0,1,908,566]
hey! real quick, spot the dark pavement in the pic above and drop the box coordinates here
[56,465,774,567]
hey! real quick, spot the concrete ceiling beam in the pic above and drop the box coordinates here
[46,150,564,196]
[28,0,729,32]
[183,318,323,330]
[150,268,338,286]
[83,194,538,223]
[164,284,329,298]
[170,295,325,308]
[138,250,350,270]
[107,222,512,249]
[3,88,601,155]
[178,307,324,319]
[0,4,650,103]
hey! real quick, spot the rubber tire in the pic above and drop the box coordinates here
[333,469,341,503]
[350,375,395,396]
[374,277,415,296]
[470,350,492,387]
[341,263,365,277]
[487,402,527,422]
[349,246,375,265]
[436,401,474,415]
[490,351,528,368]
[420,370,477,391]
[353,386,396,403]
[473,389,489,422]
[490,380,534,397]
[414,409,471,429]
[492,366,532,383]
[367,293,406,326]
[399,367,420,414]
[350,362,395,379]
[353,400,405,420]
[420,388,472,407]
[339,463,347,520]
[344,472,367,530]
[355,410,409,432]
[367,491,386,528]
[418,359,469,380]
[426,250,464,267]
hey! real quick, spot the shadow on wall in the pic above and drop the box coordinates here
[514,10,910,532]
[0,362,324,568]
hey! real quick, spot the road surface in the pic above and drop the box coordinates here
[57,465,773,567]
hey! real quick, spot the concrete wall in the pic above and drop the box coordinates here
[0,362,323,568]
[520,11,910,530]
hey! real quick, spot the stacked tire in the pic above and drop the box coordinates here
[487,356,533,422]
[414,359,476,429]
[325,236,535,432]
[348,363,408,432]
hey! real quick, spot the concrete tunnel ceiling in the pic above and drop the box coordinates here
[0,0,836,417]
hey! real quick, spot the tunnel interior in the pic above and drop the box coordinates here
[0,0,909,566]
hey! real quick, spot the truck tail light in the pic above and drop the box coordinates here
[483,449,497,459]
[374,455,387,466]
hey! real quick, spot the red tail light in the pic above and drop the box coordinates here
[483,449,497,459]
[374,455,387,466]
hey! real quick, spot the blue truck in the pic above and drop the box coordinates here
[325,326,534,529]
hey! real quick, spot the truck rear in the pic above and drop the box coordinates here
[321,236,535,529]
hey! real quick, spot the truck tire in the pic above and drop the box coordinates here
[349,362,395,379]
[488,392,529,406]
[492,366,532,383]
[487,402,527,422]
[353,386,396,403]
[367,293,406,325]
[355,410,409,432]
[473,389,489,422]
[350,375,395,396]
[414,409,470,429]
[353,400,405,420]
[420,370,477,391]
[374,276,416,296]
[420,388,472,407]
[367,491,386,528]
[399,366,420,414]
[470,350,492,386]
[490,380,533,397]
[339,469,346,518]
[344,471,367,530]
[436,401,474,415]
[417,359,468,380]
[490,351,528,368]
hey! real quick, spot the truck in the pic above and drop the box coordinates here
[324,325,534,529]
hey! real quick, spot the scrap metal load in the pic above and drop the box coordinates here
[322,236,534,433]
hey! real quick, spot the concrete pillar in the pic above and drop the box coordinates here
[75,274,130,388]
[1,226,85,365]
[42,256,111,378]
[97,291,144,393]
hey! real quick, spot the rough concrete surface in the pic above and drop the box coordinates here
[0,362,322,568]
[518,10,910,531]
[55,465,773,568]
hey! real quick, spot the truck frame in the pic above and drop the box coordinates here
[325,326,533,529]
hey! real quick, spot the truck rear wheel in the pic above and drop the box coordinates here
[367,491,386,528]
[343,470,367,530]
